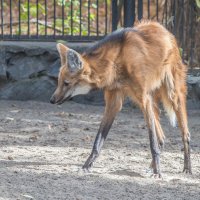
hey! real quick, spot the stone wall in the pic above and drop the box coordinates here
[0,41,199,108]
[0,41,105,105]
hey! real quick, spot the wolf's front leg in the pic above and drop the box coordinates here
[82,89,124,171]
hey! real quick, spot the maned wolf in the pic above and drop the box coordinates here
[50,21,191,177]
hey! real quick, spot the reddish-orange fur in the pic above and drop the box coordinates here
[51,20,191,175]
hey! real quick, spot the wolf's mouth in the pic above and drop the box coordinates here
[56,95,72,105]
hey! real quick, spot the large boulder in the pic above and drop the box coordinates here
[187,74,200,108]
[194,80,200,100]
[0,76,56,102]
[5,46,58,81]
[0,46,7,82]
[72,90,105,106]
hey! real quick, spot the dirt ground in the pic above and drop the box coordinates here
[0,100,199,200]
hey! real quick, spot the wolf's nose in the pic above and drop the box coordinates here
[50,96,56,104]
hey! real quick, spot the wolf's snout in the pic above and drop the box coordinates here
[50,95,56,104]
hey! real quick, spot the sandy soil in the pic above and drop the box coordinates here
[0,100,199,200]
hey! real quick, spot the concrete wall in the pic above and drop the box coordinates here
[0,41,199,108]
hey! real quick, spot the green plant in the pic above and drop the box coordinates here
[195,0,200,8]
[21,2,45,21]
[56,0,98,35]
[10,0,106,36]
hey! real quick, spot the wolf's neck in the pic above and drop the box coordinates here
[86,57,118,89]
[82,39,123,89]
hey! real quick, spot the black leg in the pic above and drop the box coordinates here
[82,119,114,170]
[144,95,162,177]
[82,90,123,171]
[149,129,161,176]
[173,95,191,174]
[183,139,191,173]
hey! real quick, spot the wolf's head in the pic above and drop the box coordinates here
[50,43,93,104]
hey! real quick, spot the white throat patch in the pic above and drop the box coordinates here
[71,84,92,97]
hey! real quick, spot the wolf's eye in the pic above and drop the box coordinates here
[64,80,70,86]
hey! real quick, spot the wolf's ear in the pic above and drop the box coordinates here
[57,43,83,74]
[67,49,83,74]
[57,43,69,65]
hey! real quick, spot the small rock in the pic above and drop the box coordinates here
[82,135,92,142]
[29,135,38,142]
[20,194,34,199]
[55,112,67,118]
[6,117,14,121]
[8,156,14,160]
[10,109,20,113]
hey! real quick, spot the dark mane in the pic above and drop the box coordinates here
[84,28,137,55]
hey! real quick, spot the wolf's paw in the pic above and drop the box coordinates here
[82,162,93,173]
[150,173,163,179]
[183,167,192,174]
